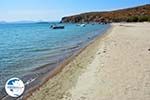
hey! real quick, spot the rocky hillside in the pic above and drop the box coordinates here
[61,4,150,23]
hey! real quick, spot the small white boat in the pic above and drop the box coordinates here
[80,24,86,27]
[50,25,64,29]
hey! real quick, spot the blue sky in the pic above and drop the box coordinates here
[0,0,149,22]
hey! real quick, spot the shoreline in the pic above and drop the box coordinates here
[27,22,150,100]
[24,25,112,100]
[1,24,110,100]
[23,25,112,100]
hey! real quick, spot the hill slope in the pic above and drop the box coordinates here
[61,4,150,23]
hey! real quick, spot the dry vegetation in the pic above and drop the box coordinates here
[61,4,150,23]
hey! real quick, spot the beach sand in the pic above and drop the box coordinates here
[27,23,150,100]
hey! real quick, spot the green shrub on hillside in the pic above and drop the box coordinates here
[148,17,150,22]
[127,16,150,22]
[127,16,138,22]
[138,16,149,22]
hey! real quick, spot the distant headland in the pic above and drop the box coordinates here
[61,4,150,23]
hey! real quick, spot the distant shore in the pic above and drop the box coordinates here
[26,22,150,100]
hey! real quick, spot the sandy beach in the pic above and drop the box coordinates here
[27,23,150,100]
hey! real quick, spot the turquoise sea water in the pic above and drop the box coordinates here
[0,23,109,89]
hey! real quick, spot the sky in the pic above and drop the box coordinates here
[0,0,149,22]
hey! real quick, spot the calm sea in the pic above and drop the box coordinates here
[0,22,109,89]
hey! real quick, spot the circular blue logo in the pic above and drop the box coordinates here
[5,78,25,97]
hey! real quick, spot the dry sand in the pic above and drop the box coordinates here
[27,23,150,100]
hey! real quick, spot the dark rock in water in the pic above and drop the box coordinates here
[88,37,90,39]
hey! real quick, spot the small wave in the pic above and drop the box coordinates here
[29,48,52,52]
[60,45,80,52]
[32,62,56,71]
[25,77,37,85]
[67,45,80,50]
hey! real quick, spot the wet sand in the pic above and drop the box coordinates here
[27,23,150,100]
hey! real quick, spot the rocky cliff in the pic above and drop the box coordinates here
[61,4,150,23]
